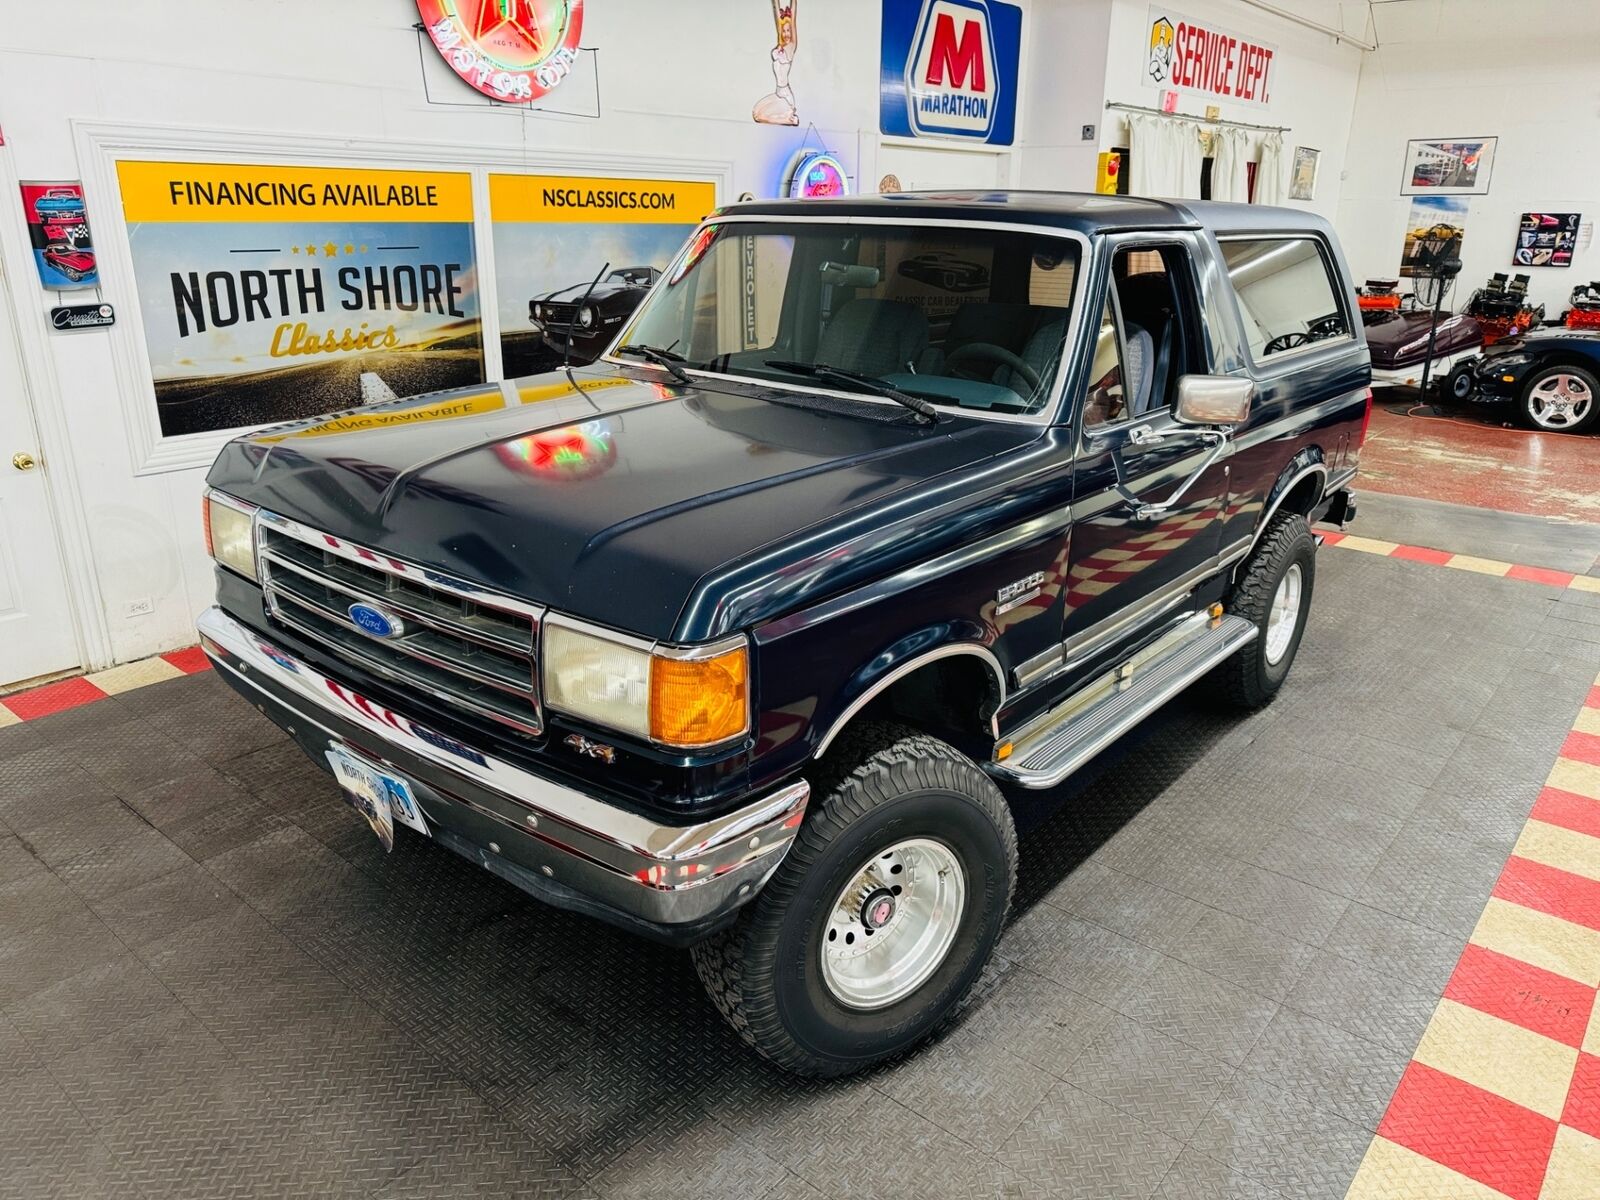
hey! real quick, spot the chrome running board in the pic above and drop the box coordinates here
[988,611,1258,789]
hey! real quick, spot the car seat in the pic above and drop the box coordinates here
[992,317,1068,397]
[1114,273,1177,416]
[817,299,930,377]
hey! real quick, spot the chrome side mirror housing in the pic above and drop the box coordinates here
[1175,375,1254,426]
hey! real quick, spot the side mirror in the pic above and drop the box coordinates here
[1175,374,1254,426]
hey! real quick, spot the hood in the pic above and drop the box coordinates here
[207,365,1034,641]
[1363,310,1483,367]
[538,278,637,304]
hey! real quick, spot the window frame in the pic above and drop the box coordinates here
[1214,232,1356,371]
[1077,237,1202,436]
[605,213,1093,427]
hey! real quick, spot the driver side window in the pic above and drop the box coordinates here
[1082,245,1190,429]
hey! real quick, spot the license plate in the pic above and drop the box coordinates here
[325,747,429,851]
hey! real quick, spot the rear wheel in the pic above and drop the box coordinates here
[1206,513,1316,709]
[1518,364,1599,433]
[1445,360,1477,403]
[692,723,1016,1077]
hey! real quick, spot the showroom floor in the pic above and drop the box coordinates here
[3,497,1599,1199]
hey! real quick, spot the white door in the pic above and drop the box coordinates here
[0,262,81,687]
[876,144,1008,192]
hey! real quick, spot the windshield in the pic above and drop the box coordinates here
[615,220,1081,418]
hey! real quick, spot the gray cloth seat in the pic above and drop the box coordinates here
[817,299,930,377]
[1123,325,1156,416]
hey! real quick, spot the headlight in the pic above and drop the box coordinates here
[578,306,596,327]
[203,491,258,580]
[542,617,749,748]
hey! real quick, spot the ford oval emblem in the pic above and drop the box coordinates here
[347,602,403,640]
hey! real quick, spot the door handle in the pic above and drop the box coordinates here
[11,451,37,472]
[1126,424,1166,447]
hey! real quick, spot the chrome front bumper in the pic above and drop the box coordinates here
[197,607,809,943]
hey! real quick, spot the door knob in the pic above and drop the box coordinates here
[11,452,37,472]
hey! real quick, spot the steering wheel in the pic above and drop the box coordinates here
[1264,331,1312,354]
[944,342,1042,391]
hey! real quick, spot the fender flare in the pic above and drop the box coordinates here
[813,631,1005,759]
[1245,454,1328,558]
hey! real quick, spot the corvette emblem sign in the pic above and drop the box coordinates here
[417,0,584,103]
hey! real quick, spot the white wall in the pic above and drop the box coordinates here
[1336,0,1600,315]
[1098,0,1367,218]
[1018,0,1115,191]
[0,0,913,668]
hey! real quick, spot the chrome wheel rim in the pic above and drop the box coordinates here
[1265,563,1303,666]
[1528,373,1593,429]
[819,838,966,1011]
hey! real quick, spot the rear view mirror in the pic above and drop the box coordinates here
[819,261,882,288]
[1175,375,1254,426]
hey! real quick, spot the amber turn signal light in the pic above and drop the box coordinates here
[649,646,749,748]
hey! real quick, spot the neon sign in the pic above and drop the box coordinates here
[417,0,585,104]
[786,151,849,199]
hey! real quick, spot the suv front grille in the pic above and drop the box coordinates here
[257,513,544,735]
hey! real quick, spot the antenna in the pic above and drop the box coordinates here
[562,260,611,381]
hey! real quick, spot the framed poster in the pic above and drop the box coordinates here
[1287,147,1319,201]
[1514,212,1580,268]
[20,181,98,288]
[489,174,714,378]
[1400,137,1496,195]
[1400,195,1467,278]
[115,161,483,438]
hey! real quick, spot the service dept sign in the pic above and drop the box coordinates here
[880,0,1021,145]
[418,0,584,103]
[1144,6,1277,109]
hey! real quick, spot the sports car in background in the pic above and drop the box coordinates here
[42,241,95,282]
[529,265,661,364]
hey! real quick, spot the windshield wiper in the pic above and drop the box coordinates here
[616,343,692,384]
[764,360,939,424]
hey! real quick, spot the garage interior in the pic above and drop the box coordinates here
[4,2,1600,1199]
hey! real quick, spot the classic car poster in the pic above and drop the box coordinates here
[1399,194,1467,278]
[489,173,714,378]
[21,181,98,289]
[1287,146,1318,202]
[1400,137,1496,196]
[116,161,483,438]
[1514,212,1579,268]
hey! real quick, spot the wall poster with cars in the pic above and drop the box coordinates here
[489,173,715,378]
[1399,194,1467,278]
[20,181,98,288]
[1514,212,1579,268]
[115,161,483,438]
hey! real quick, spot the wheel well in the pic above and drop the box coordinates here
[1272,469,1325,522]
[825,655,1001,761]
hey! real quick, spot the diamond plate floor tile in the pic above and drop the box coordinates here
[954,961,1117,1080]
[0,905,126,1007]
[1322,901,1467,993]
[1157,1147,1289,1200]
[1003,904,1168,1010]
[997,1081,1183,1199]
[1239,1007,1411,1131]
[1281,949,1441,1056]
[1125,955,1279,1067]
[0,831,45,887]
[584,1115,791,1200]
[1064,1010,1236,1140]
[875,1021,1058,1153]
[5,955,174,1061]
[1188,1072,1373,1200]
[1170,907,1319,1003]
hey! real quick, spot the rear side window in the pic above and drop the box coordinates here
[1218,237,1351,361]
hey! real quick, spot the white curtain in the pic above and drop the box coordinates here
[1127,114,1203,199]
[1255,133,1285,205]
[1210,127,1250,203]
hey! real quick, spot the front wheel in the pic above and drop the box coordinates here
[1205,513,1316,709]
[1445,360,1477,403]
[1518,364,1599,433]
[692,723,1016,1077]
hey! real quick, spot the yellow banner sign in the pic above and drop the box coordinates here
[490,174,717,225]
[117,161,474,223]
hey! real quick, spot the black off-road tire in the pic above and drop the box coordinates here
[691,722,1017,1077]
[1207,513,1316,709]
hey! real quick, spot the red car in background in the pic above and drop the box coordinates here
[43,241,96,282]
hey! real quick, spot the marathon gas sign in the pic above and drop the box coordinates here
[880,0,1022,145]
[1144,6,1277,109]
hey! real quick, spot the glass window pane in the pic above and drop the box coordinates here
[1218,237,1350,360]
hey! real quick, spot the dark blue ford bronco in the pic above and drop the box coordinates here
[199,192,1368,1076]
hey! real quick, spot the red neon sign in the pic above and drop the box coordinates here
[417,0,585,103]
